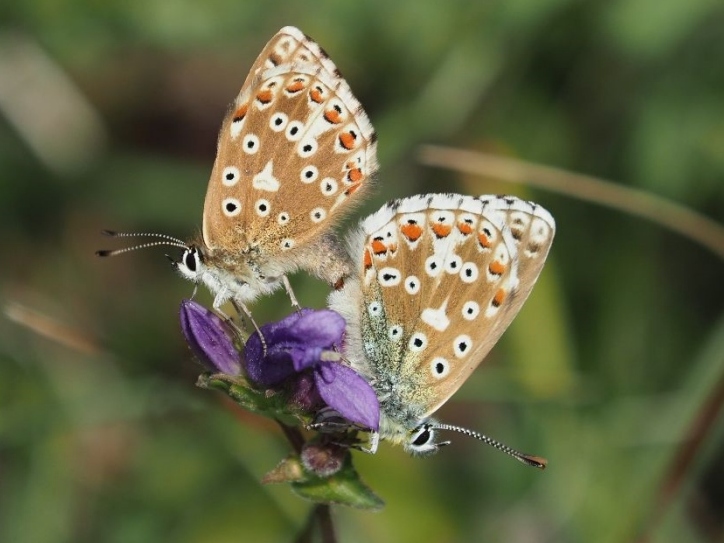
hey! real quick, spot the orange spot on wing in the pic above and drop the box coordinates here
[363,249,372,269]
[457,222,474,235]
[324,109,342,124]
[492,288,506,307]
[401,223,423,241]
[489,260,506,275]
[232,104,248,122]
[339,132,356,150]
[432,223,452,238]
[310,87,324,103]
[347,168,363,183]
[478,232,492,249]
[286,79,305,93]
[371,239,387,255]
[345,183,361,196]
[256,89,273,104]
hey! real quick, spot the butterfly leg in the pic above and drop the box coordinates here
[230,299,267,353]
[281,275,302,311]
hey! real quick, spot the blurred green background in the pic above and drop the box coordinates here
[1,1,723,541]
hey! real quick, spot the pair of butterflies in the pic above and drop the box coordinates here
[100,27,555,464]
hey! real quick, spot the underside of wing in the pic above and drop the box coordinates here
[356,194,555,417]
[202,27,378,254]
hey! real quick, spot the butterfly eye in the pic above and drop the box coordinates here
[184,250,197,272]
[412,427,432,447]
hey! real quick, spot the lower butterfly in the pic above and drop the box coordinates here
[328,193,555,466]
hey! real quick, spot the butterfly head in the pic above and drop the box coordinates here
[171,244,206,283]
[405,422,450,456]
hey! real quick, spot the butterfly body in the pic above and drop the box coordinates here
[329,194,555,454]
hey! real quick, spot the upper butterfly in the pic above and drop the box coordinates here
[98,27,378,312]
[328,194,554,462]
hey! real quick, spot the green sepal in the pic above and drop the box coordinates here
[290,452,385,511]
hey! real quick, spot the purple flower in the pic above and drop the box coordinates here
[179,300,242,376]
[246,309,380,431]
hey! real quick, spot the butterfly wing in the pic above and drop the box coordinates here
[202,26,378,254]
[354,194,555,417]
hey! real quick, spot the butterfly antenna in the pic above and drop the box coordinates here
[100,230,187,245]
[96,230,188,257]
[432,423,547,470]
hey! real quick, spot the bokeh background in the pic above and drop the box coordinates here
[2,1,723,542]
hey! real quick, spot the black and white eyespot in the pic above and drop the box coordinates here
[280,238,294,251]
[453,335,472,358]
[430,357,450,379]
[242,134,260,154]
[222,197,241,217]
[460,262,479,283]
[285,120,304,141]
[408,424,438,455]
[404,275,421,295]
[297,138,318,158]
[300,165,319,184]
[424,255,443,278]
[310,207,326,223]
[176,247,204,280]
[368,301,382,318]
[269,112,288,131]
[408,332,428,352]
[320,177,338,196]
[277,211,290,225]
[461,301,480,320]
[444,255,462,275]
[255,198,271,217]
[388,325,403,341]
[377,267,401,287]
[221,166,240,187]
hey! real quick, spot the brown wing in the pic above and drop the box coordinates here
[202,26,377,254]
[358,194,555,417]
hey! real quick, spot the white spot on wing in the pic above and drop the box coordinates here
[252,161,280,192]
[421,301,450,332]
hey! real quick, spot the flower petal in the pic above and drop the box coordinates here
[314,362,380,431]
[245,336,296,386]
[284,310,346,348]
[245,309,346,385]
[179,300,241,376]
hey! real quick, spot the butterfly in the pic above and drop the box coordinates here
[98,27,378,315]
[327,193,555,464]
